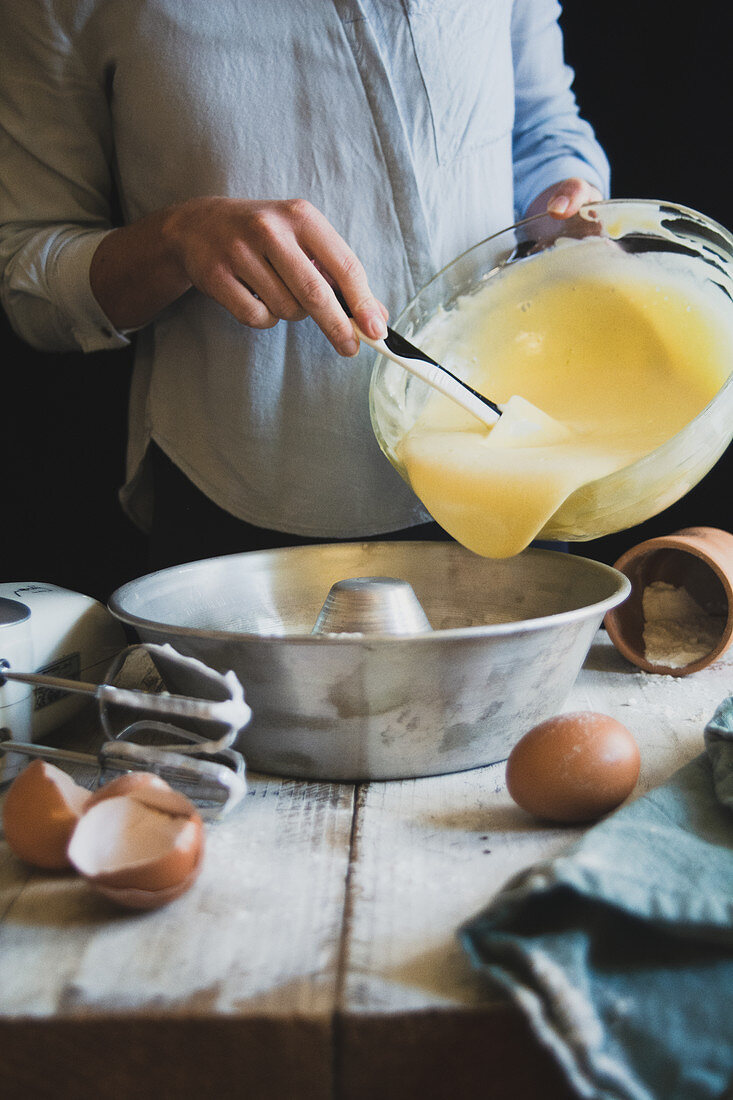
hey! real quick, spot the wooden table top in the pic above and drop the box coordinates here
[2,631,731,1099]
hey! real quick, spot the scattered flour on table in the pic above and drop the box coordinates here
[643,580,725,668]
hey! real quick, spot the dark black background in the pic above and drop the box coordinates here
[1,3,730,601]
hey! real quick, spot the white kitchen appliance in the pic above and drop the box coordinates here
[0,582,128,781]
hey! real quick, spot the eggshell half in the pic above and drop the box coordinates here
[2,760,91,869]
[68,774,204,909]
[506,711,641,824]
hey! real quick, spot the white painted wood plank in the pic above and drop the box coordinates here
[339,632,733,1016]
[340,763,583,1014]
[0,773,354,1020]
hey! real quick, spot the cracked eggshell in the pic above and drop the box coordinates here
[68,773,204,909]
[2,759,91,869]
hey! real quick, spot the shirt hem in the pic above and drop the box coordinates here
[121,433,432,540]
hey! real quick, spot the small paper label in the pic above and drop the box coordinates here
[33,652,81,710]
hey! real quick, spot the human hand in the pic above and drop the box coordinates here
[163,197,388,356]
[526,177,603,220]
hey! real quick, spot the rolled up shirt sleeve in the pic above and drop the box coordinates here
[0,1,129,353]
[1,224,130,352]
[510,0,611,217]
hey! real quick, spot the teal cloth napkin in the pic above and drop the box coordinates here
[461,698,733,1100]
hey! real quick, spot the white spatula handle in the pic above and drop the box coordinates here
[334,286,501,428]
[354,322,500,427]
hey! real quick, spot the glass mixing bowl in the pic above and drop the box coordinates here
[369,199,733,544]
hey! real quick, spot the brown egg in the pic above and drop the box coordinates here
[506,711,640,824]
[67,773,204,910]
[2,760,91,869]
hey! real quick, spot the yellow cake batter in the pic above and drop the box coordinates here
[397,237,733,557]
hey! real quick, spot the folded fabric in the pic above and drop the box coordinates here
[460,697,733,1100]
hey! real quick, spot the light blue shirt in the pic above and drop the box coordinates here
[0,0,609,536]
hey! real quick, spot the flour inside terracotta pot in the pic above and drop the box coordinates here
[642,581,725,668]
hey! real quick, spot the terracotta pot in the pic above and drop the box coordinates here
[604,527,733,676]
